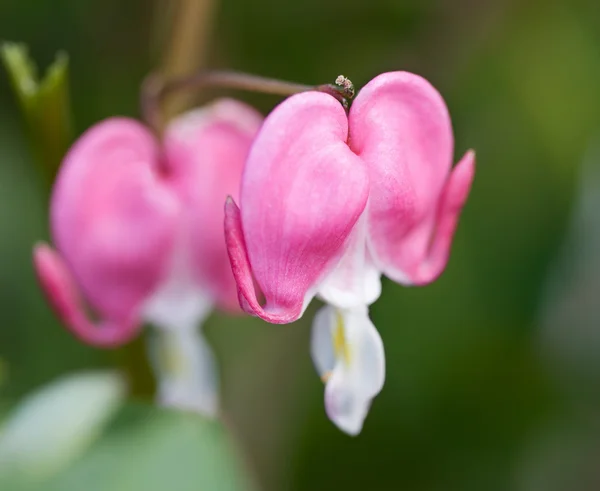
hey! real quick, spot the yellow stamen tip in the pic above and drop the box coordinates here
[333,310,351,365]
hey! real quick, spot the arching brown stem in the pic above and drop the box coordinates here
[140,70,354,135]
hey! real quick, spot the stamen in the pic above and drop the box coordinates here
[157,333,186,377]
[332,310,351,365]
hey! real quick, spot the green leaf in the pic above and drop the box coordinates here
[45,404,257,491]
[1,42,73,187]
[0,371,126,485]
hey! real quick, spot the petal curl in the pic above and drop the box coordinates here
[413,150,475,283]
[226,92,369,323]
[310,305,385,435]
[33,244,141,347]
[51,118,179,322]
[164,100,262,312]
[349,72,473,285]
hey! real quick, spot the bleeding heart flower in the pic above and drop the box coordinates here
[34,99,262,415]
[225,71,475,433]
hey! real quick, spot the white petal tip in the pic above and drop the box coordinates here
[158,390,219,418]
[325,385,370,436]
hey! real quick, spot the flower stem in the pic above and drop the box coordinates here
[157,0,217,121]
[141,70,354,134]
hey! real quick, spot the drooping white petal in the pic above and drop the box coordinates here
[141,229,218,417]
[311,305,337,379]
[310,305,385,435]
[317,215,382,309]
[147,324,219,417]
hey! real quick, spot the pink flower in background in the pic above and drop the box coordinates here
[34,99,262,415]
[225,72,475,434]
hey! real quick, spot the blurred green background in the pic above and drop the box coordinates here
[2,0,600,490]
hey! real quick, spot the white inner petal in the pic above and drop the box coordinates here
[317,213,382,309]
[142,227,213,331]
[147,325,218,417]
[310,304,385,435]
[310,305,337,378]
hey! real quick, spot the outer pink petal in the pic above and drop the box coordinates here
[414,150,475,284]
[33,244,142,347]
[51,118,179,329]
[225,92,369,323]
[164,99,262,312]
[349,71,473,285]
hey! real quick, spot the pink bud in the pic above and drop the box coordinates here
[225,72,475,322]
[225,93,370,323]
[35,100,262,346]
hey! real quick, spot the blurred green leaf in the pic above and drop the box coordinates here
[1,42,73,187]
[44,404,257,491]
[0,371,125,484]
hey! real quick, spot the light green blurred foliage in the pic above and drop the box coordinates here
[0,372,255,491]
[1,0,600,490]
[43,405,256,491]
[0,371,125,483]
[1,43,73,189]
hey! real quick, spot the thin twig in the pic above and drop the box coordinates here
[140,70,354,135]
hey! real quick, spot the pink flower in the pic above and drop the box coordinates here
[225,71,475,434]
[34,99,262,415]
